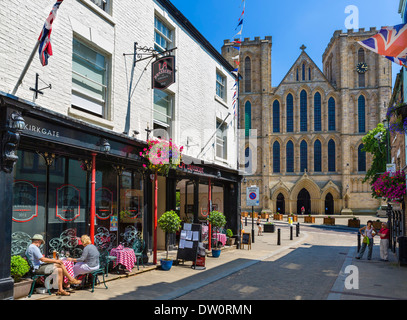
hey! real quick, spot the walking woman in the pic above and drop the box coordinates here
[356,220,376,260]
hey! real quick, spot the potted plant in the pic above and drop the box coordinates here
[288,213,298,222]
[157,210,182,270]
[348,217,360,228]
[273,212,283,220]
[207,210,226,257]
[226,229,235,246]
[323,216,335,226]
[304,214,315,223]
[263,222,275,233]
[373,219,382,230]
[10,255,32,299]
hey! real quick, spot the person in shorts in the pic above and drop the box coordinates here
[25,234,81,296]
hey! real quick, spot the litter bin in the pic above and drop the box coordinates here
[398,236,407,266]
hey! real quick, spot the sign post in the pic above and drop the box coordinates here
[246,186,259,244]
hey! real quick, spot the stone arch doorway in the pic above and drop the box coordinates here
[276,193,285,215]
[297,188,310,215]
[325,193,334,215]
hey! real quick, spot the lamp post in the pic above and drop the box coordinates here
[382,118,393,249]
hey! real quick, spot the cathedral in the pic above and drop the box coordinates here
[222,28,392,215]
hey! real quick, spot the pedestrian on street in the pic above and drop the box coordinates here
[378,222,390,261]
[257,216,262,236]
[301,206,305,215]
[356,220,376,260]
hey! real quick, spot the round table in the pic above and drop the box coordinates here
[110,245,136,271]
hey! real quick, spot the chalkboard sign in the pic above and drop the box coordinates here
[176,223,205,269]
[241,232,251,250]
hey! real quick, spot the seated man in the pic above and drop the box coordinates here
[25,234,81,296]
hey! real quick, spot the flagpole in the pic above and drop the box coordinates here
[11,40,40,96]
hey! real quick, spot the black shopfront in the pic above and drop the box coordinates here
[0,93,151,299]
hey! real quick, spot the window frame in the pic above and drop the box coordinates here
[216,71,226,101]
[215,119,228,160]
[154,16,174,53]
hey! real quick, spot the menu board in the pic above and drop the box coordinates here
[176,223,205,269]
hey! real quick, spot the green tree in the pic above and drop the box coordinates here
[158,210,182,260]
[361,123,387,184]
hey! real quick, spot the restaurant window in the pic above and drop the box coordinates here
[72,38,109,118]
[154,16,173,53]
[89,0,112,14]
[216,119,228,160]
[119,170,144,245]
[216,71,226,101]
[153,89,173,139]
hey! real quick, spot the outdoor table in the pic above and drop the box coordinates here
[61,258,75,284]
[110,245,136,272]
[213,233,227,246]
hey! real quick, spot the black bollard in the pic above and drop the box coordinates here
[296,223,300,237]
[245,216,247,226]
[290,226,293,240]
[277,228,281,245]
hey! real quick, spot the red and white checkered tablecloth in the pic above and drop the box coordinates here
[110,245,136,272]
[62,259,74,284]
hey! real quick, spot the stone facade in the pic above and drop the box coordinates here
[222,29,392,215]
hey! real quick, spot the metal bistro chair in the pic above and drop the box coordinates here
[87,250,109,293]
[25,256,52,298]
[132,238,145,270]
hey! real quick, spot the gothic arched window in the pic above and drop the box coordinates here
[273,141,280,173]
[358,95,366,133]
[286,141,294,173]
[328,97,336,131]
[245,101,251,136]
[328,139,336,172]
[314,92,321,131]
[300,90,307,132]
[300,140,308,172]
[244,56,252,92]
[273,100,280,133]
[358,144,366,172]
[314,140,322,172]
[286,94,294,132]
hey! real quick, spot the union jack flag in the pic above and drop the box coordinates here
[358,24,407,67]
[38,0,64,66]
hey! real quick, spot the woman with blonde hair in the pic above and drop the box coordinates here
[67,235,100,277]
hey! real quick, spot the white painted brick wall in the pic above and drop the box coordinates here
[0,0,237,170]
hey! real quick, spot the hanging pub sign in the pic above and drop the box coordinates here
[152,55,176,90]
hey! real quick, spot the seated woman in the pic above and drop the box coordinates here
[67,235,100,277]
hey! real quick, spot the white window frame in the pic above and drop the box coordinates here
[216,71,226,101]
[153,89,174,139]
[71,38,109,118]
[154,16,173,53]
[89,0,112,14]
[215,119,228,160]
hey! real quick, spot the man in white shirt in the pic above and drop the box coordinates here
[25,234,81,296]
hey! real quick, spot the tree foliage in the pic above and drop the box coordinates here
[361,123,387,183]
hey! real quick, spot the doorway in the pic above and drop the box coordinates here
[325,193,334,215]
[297,188,310,215]
[276,193,285,215]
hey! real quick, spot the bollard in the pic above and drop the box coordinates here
[290,226,293,240]
[277,228,281,245]
[296,223,300,237]
[245,216,247,226]
[357,233,361,252]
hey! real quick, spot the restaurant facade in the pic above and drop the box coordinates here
[0,0,241,299]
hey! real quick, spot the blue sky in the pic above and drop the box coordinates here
[170,0,403,87]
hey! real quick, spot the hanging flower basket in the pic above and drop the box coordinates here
[140,138,183,176]
[372,170,406,202]
[387,102,407,135]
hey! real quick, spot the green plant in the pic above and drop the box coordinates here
[207,211,227,249]
[226,229,233,238]
[158,210,182,260]
[10,256,30,283]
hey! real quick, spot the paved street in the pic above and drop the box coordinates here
[24,216,407,302]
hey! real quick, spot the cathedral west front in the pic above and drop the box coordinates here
[222,28,392,215]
